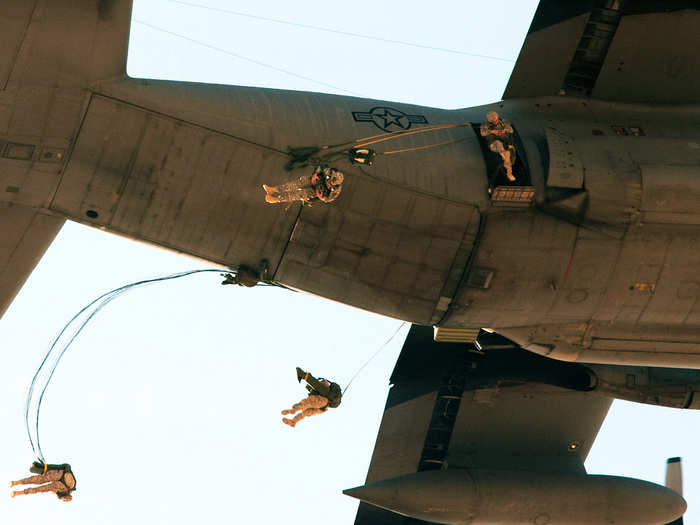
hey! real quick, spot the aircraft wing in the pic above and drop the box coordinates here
[0,205,63,318]
[352,325,612,525]
[0,1,134,319]
[503,1,700,103]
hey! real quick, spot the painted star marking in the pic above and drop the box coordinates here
[352,107,428,131]
[376,109,407,129]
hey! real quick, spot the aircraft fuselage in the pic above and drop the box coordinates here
[2,71,700,369]
[2,0,700,369]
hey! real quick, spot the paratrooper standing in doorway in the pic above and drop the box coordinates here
[480,111,516,183]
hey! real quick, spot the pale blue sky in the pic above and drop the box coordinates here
[1,1,699,524]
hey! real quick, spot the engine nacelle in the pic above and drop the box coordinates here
[344,469,686,525]
[588,364,700,409]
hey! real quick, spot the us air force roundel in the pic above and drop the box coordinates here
[352,107,428,131]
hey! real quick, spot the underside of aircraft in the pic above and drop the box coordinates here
[1,0,699,523]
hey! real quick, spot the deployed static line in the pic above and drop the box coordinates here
[10,267,279,501]
[25,268,259,464]
[281,323,408,428]
[342,321,407,396]
[15,265,403,499]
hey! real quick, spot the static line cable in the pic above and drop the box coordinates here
[167,0,516,63]
[25,268,239,462]
[134,20,365,97]
[343,322,408,396]
[382,137,469,156]
[355,124,460,148]
[33,289,128,462]
[311,124,472,165]
[353,124,467,144]
[354,124,467,149]
[318,128,451,154]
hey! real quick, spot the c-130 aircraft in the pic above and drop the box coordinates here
[1,1,699,523]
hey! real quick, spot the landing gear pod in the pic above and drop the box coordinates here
[344,469,686,525]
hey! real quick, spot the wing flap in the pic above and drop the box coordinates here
[592,8,700,103]
[503,1,700,104]
[503,10,591,99]
[447,383,611,472]
[354,387,437,525]
[352,326,613,525]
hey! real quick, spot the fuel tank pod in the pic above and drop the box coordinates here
[343,468,686,525]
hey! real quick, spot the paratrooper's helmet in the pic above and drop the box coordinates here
[329,171,344,186]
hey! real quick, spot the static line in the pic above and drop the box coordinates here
[25,269,236,461]
[343,322,408,395]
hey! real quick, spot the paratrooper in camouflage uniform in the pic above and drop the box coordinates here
[263,166,344,204]
[281,368,343,428]
[10,462,76,501]
[480,111,517,184]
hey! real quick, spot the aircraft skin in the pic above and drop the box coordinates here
[2,1,700,372]
[0,1,698,524]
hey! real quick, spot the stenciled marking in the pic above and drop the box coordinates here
[352,106,428,131]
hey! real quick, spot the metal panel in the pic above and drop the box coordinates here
[0,2,36,90]
[93,77,491,207]
[593,227,667,324]
[504,12,591,99]
[641,165,700,223]
[2,142,34,160]
[4,0,133,90]
[591,339,700,353]
[51,95,297,272]
[545,127,584,188]
[575,137,641,226]
[433,327,480,343]
[353,391,436,525]
[51,96,146,219]
[447,384,611,471]
[548,236,620,321]
[364,391,438,484]
[504,3,700,104]
[641,233,700,325]
[593,9,700,104]
[275,176,481,324]
[446,210,578,329]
